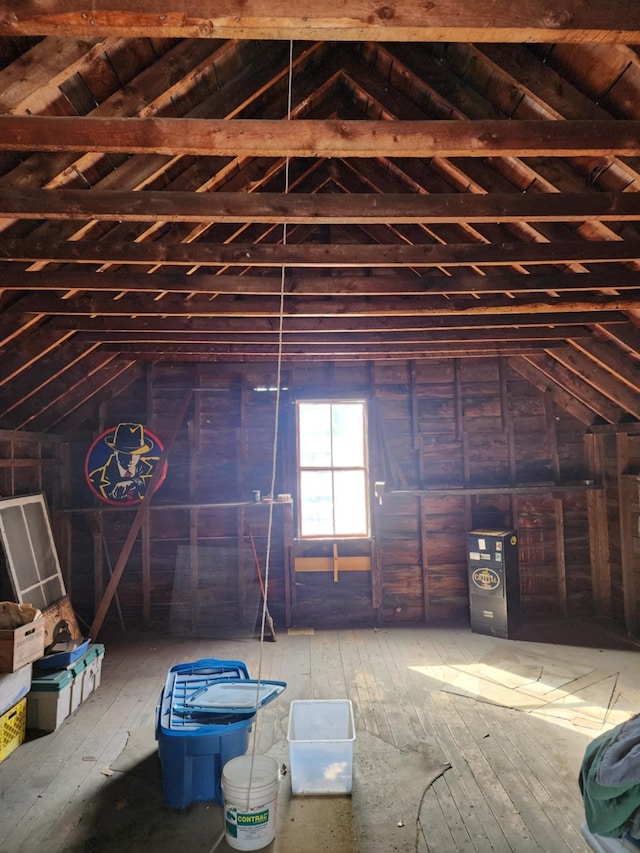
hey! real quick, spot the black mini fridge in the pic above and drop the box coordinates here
[467,529,520,639]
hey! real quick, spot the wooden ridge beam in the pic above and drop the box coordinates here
[4,238,640,268]
[3,117,640,157]
[1,1,639,42]
[5,189,640,224]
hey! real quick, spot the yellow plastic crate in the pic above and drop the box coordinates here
[0,696,26,763]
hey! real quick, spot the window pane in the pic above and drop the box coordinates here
[300,470,334,536]
[297,399,369,539]
[334,470,368,535]
[299,403,332,467]
[332,403,364,467]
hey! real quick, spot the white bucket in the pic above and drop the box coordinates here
[222,755,280,851]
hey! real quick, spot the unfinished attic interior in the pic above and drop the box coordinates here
[1,4,640,853]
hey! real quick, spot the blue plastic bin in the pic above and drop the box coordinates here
[156,658,254,809]
[36,638,90,670]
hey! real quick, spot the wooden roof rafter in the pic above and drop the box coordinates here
[1,25,640,427]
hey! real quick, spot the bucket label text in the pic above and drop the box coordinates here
[237,809,269,825]
[226,805,271,838]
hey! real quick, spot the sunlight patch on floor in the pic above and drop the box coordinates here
[409,648,635,734]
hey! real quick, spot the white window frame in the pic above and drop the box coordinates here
[295,399,370,539]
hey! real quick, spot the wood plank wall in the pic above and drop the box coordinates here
[1,358,638,638]
[371,359,592,623]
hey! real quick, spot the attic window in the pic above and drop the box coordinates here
[296,400,369,538]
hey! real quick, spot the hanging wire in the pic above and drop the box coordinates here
[264,42,292,645]
[215,43,294,843]
[255,34,293,698]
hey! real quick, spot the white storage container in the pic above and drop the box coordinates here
[0,663,32,717]
[287,699,355,795]
[80,645,104,702]
[27,668,74,731]
[28,644,105,731]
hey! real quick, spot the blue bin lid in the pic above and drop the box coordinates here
[159,658,256,733]
[36,637,90,671]
[168,658,249,680]
[184,679,287,715]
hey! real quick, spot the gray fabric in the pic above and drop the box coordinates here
[628,809,640,841]
[598,717,640,787]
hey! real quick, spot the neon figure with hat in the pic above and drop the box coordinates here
[87,423,162,504]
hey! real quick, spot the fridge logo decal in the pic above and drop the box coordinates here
[471,567,501,591]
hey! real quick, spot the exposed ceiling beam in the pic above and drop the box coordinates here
[3,117,640,157]
[52,313,621,333]
[5,189,640,224]
[5,291,637,317]
[1,1,639,42]
[81,326,589,344]
[4,238,640,267]
[5,268,640,296]
[96,342,561,359]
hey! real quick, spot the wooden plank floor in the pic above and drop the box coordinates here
[0,620,638,853]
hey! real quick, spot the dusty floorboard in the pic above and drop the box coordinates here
[0,619,638,853]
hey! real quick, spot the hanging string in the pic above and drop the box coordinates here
[210,40,294,853]
[239,37,294,792]
[256,35,292,685]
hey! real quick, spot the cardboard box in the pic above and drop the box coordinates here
[0,619,45,673]
[42,596,82,649]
